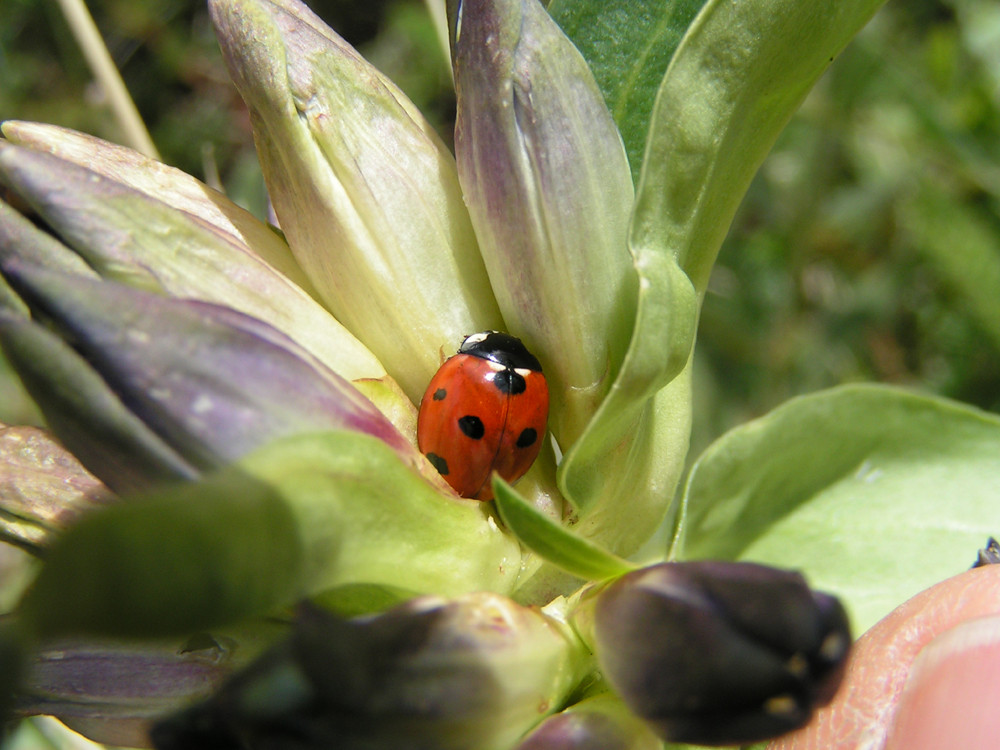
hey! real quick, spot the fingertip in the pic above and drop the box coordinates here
[885,614,1000,750]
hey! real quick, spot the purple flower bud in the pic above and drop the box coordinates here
[589,561,850,745]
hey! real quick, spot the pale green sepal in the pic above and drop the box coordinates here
[0,425,112,554]
[19,431,520,638]
[0,144,387,386]
[560,0,888,554]
[309,583,418,618]
[210,0,503,402]
[450,0,636,446]
[631,0,889,297]
[677,384,1000,633]
[556,244,697,552]
[246,432,521,599]
[493,477,636,583]
[1,120,313,294]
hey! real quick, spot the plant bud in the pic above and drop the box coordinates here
[152,593,590,750]
[586,561,850,745]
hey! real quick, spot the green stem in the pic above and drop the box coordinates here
[55,0,161,160]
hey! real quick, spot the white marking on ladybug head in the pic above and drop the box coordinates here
[464,332,490,346]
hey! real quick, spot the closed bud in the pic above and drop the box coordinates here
[152,593,589,750]
[514,694,662,750]
[584,561,850,746]
[0,262,418,493]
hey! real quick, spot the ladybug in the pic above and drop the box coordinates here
[417,331,549,501]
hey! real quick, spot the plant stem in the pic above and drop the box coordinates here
[55,0,161,160]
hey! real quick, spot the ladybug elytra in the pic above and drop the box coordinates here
[417,331,549,501]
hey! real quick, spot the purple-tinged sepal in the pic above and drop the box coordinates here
[0,262,420,491]
[514,693,662,750]
[0,132,387,389]
[450,0,636,446]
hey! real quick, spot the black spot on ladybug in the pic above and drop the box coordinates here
[432,388,447,401]
[426,452,449,475]
[516,428,537,448]
[492,369,526,395]
[458,415,485,439]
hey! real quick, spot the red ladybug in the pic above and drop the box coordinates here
[417,331,549,501]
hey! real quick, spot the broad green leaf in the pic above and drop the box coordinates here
[493,477,636,582]
[21,431,520,637]
[676,384,1000,633]
[632,0,889,296]
[20,468,302,637]
[548,0,705,183]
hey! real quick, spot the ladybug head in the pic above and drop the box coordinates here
[459,331,543,373]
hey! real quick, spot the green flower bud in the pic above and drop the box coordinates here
[450,0,636,446]
[0,132,386,388]
[209,0,503,402]
[152,593,590,750]
[583,561,850,745]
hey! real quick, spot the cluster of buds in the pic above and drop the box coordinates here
[0,0,870,746]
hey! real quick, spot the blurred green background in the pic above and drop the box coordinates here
[2,0,1000,463]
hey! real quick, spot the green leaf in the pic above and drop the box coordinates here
[555,0,887,557]
[20,431,520,638]
[20,468,303,637]
[676,385,1000,633]
[631,0,889,296]
[493,477,636,582]
[548,0,705,183]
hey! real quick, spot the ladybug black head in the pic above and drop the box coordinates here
[459,331,543,372]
